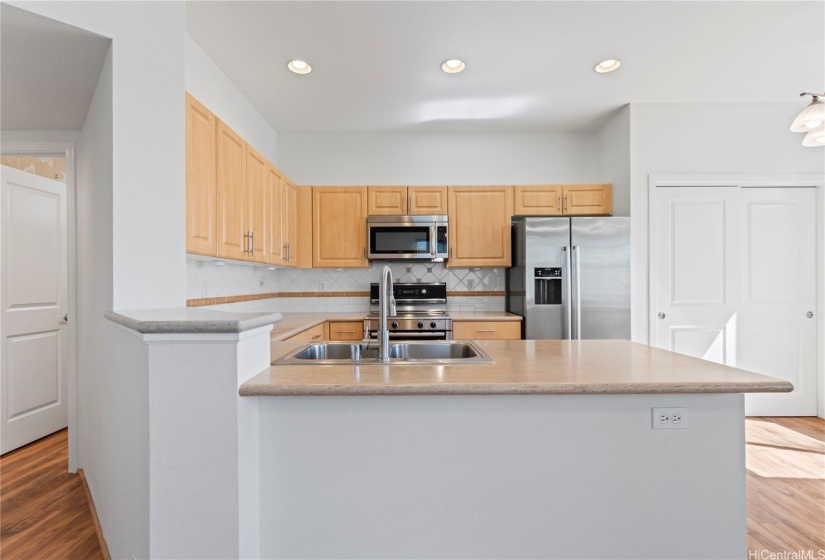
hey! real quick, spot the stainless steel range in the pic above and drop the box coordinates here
[364,282,452,340]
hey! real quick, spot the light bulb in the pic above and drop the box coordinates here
[594,59,621,73]
[441,59,466,73]
[287,60,312,74]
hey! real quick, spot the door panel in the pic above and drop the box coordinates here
[246,146,267,262]
[1,165,67,454]
[448,186,513,267]
[216,120,247,260]
[185,93,217,256]
[671,201,727,305]
[266,165,284,265]
[367,186,406,216]
[670,327,727,364]
[408,187,448,215]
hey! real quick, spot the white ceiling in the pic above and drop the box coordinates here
[187,1,825,133]
[0,4,111,131]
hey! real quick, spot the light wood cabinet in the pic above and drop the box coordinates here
[312,187,368,268]
[185,94,217,256]
[367,186,407,215]
[295,187,313,268]
[408,186,448,215]
[513,185,563,216]
[367,186,449,216]
[216,120,247,260]
[285,323,327,342]
[328,321,364,341]
[453,321,521,340]
[447,186,513,268]
[265,165,285,265]
[246,146,267,262]
[562,184,612,216]
[283,179,298,266]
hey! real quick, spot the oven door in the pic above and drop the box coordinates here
[368,223,436,261]
[368,331,450,341]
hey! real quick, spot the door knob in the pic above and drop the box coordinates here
[658,312,666,319]
[807,311,814,319]
[60,313,68,324]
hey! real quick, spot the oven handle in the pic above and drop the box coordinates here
[368,331,448,339]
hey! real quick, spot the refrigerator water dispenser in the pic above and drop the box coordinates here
[534,267,562,305]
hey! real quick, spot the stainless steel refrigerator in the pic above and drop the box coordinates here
[506,217,630,340]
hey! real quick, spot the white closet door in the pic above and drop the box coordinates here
[653,186,818,416]
[1,165,68,454]
[738,187,817,416]
[653,186,741,366]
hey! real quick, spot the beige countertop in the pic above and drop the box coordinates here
[270,311,522,340]
[106,308,283,334]
[242,339,793,397]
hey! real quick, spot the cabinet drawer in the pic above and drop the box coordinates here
[285,323,327,342]
[328,321,364,341]
[453,321,521,340]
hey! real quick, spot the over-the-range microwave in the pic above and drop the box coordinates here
[367,215,448,262]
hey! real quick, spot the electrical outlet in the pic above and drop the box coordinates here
[466,278,475,289]
[651,407,688,429]
[319,281,325,291]
[259,276,265,288]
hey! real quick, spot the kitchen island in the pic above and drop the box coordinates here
[240,339,790,559]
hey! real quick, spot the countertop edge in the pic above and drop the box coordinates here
[105,310,284,334]
[239,380,794,397]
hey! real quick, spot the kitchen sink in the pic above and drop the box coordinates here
[273,341,493,365]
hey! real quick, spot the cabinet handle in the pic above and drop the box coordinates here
[449,247,453,261]
[558,195,562,212]
[283,243,287,262]
[244,232,249,255]
[337,330,356,334]
[408,193,412,214]
[311,334,321,340]
[249,231,254,255]
[477,329,497,333]
[564,195,568,212]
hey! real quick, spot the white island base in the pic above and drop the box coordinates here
[255,393,746,559]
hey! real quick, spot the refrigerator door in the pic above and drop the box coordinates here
[523,217,571,339]
[571,217,630,339]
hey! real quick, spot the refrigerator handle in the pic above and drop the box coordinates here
[564,246,573,340]
[573,245,581,340]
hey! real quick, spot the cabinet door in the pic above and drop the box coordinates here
[185,94,217,256]
[312,187,368,268]
[246,146,267,262]
[453,321,521,340]
[563,184,612,216]
[284,179,298,266]
[448,186,513,267]
[408,186,448,215]
[216,120,247,260]
[514,185,563,216]
[266,165,285,265]
[367,186,407,215]
[328,321,364,341]
[286,323,326,342]
[295,187,313,268]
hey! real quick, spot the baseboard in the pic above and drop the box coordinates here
[78,468,111,560]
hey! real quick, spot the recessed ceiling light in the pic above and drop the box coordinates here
[594,59,621,73]
[441,59,466,74]
[287,59,312,75]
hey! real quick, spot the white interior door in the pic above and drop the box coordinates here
[737,187,817,416]
[1,165,68,454]
[653,185,818,416]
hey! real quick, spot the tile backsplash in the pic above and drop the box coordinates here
[187,258,506,312]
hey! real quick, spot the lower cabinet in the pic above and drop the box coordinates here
[328,321,365,341]
[453,321,521,340]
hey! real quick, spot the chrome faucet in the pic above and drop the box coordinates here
[377,265,396,362]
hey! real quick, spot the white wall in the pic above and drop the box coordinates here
[185,34,278,163]
[629,102,825,344]
[277,131,598,185]
[8,0,186,311]
[596,105,630,216]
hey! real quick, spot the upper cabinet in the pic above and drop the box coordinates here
[562,184,612,216]
[246,146,268,261]
[216,120,247,260]
[514,184,612,216]
[283,178,298,266]
[313,187,368,268]
[185,94,217,256]
[367,186,449,216]
[408,186,448,215]
[448,186,513,268]
[265,164,285,265]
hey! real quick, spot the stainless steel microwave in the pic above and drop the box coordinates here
[367,215,448,262]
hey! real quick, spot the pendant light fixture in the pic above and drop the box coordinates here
[790,92,824,146]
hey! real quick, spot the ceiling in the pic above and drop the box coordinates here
[0,3,111,131]
[187,1,824,133]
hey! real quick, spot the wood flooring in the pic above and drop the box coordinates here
[0,429,103,560]
[746,417,825,556]
[1,420,822,558]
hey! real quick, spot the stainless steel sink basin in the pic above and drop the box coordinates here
[273,341,493,365]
